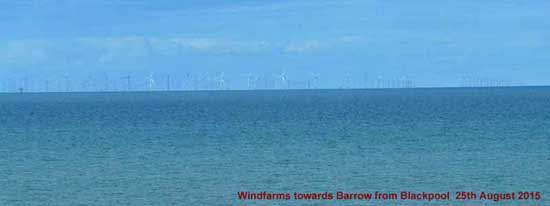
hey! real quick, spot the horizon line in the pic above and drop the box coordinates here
[1,85,549,95]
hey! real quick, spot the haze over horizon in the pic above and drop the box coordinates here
[1,0,549,91]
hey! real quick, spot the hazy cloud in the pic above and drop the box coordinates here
[284,35,368,53]
[0,39,51,65]
[0,35,368,67]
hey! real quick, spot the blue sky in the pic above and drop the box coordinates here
[1,0,549,90]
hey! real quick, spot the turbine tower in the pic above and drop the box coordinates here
[183,73,191,90]
[103,74,110,92]
[45,79,50,92]
[166,75,171,91]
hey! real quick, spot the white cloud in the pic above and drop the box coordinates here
[283,35,368,53]
[339,35,368,43]
[79,36,270,54]
[284,40,325,52]
[168,38,270,53]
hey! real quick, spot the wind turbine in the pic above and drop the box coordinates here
[399,76,407,88]
[103,74,110,92]
[274,71,288,89]
[146,73,155,90]
[166,74,171,91]
[83,75,94,91]
[21,76,29,93]
[183,73,191,90]
[407,77,415,88]
[308,72,320,89]
[343,73,352,88]
[121,75,131,91]
[215,72,226,90]
[244,73,252,89]
[363,73,368,88]
[63,74,71,92]
[16,76,27,93]
[45,78,51,92]
[255,75,268,89]
[376,76,383,88]
[242,73,257,89]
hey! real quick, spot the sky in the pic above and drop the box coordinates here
[1,0,549,91]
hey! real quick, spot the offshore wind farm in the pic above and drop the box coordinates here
[0,72,532,93]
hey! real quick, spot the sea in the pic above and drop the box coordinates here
[0,87,549,206]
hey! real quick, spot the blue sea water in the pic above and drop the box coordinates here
[0,87,549,206]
